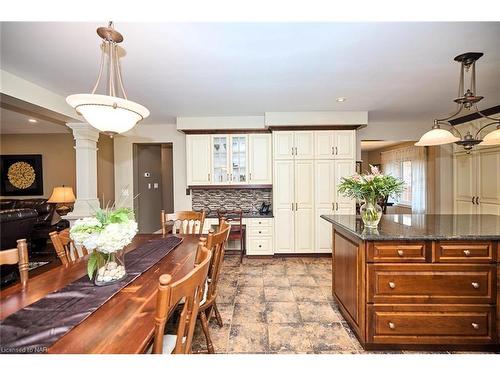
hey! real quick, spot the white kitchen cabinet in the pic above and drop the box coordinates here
[249,134,272,184]
[211,135,230,184]
[314,159,355,253]
[273,131,314,160]
[294,160,315,253]
[245,218,274,255]
[186,135,212,185]
[453,146,500,215]
[314,130,355,159]
[209,134,249,185]
[273,160,295,253]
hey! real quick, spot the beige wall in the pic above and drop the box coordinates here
[97,134,115,207]
[0,133,76,199]
[113,124,191,212]
[1,133,115,205]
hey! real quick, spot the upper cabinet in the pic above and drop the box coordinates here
[187,133,271,186]
[186,135,212,185]
[314,130,355,159]
[249,134,272,184]
[273,131,314,160]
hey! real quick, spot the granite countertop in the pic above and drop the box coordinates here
[320,214,500,241]
[205,212,273,219]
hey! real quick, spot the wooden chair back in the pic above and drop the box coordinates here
[161,210,206,235]
[202,220,231,308]
[152,241,211,354]
[216,209,243,229]
[49,229,88,265]
[0,239,29,287]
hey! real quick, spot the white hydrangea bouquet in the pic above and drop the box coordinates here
[70,207,138,286]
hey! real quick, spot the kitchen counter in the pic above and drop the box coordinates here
[321,214,500,351]
[205,212,273,219]
[320,214,500,241]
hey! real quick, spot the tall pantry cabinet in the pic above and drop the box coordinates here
[273,130,356,253]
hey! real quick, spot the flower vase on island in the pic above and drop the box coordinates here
[69,207,138,286]
[338,165,405,229]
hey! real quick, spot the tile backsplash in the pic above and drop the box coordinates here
[191,188,272,213]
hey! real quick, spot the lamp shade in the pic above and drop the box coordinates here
[66,94,150,134]
[481,128,500,146]
[48,186,76,204]
[415,127,460,146]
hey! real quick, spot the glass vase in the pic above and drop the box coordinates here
[94,249,127,286]
[360,198,383,229]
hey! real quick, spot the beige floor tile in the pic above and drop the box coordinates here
[227,323,269,353]
[303,322,356,352]
[263,275,290,287]
[264,287,296,302]
[268,323,314,353]
[234,286,265,304]
[263,264,287,276]
[297,302,341,323]
[232,302,266,323]
[237,274,264,287]
[285,263,309,276]
[291,286,328,302]
[265,302,302,324]
[288,275,318,287]
[240,265,264,276]
[312,274,332,286]
[213,303,234,325]
[318,286,335,302]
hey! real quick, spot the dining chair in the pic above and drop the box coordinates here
[0,239,29,288]
[151,240,212,354]
[161,210,206,236]
[216,209,245,263]
[196,220,231,353]
[49,228,88,265]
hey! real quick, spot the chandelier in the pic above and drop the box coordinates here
[67,22,149,136]
[416,52,500,152]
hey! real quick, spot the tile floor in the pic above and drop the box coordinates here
[190,256,483,354]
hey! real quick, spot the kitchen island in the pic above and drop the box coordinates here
[321,214,500,351]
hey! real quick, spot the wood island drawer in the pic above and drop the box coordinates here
[367,242,427,263]
[435,242,495,263]
[368,305,495,345]
[367,264,496,304]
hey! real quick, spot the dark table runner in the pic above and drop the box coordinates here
[0,236,184,353]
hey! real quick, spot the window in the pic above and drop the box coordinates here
[399,160,412,206]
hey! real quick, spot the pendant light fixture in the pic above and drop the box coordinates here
[415,52,500,152]
[67,22,149,136]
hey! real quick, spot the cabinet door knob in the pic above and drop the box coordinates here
[471,323,479,330]
[397,250,404,256]
[471,282,480,289]
[332,146,335,155]
[388,282,396,289]
[258,221,262,224]
[258,245,262,248]
[258,231,262,234]
[388,322,396,329]
[463,250,471,256]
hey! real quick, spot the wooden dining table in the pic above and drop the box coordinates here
[0,233,200,354]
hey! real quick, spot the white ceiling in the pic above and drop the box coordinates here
[0,108,70,134]
[1,22,499,125]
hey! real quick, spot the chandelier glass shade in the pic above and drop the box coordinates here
[66,22,149,136]
[416,52,499,151]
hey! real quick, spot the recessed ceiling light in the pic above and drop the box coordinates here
[336,97,347,102]
[28,118,38,123]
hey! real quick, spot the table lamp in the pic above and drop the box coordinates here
[48,185,76,215]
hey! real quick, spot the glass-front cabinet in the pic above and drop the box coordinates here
[231,135,247,183]
[210,135,248,184]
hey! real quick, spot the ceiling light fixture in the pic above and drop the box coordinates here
[336,97,347,102]
[415,52,500,153]
[66,22,149,136]
[28,119,38,123]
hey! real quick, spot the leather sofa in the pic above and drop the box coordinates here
[0,198,70,254]
[0,208,38,287]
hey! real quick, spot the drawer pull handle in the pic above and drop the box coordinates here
[463,250,471,256]
[397,250,404,256]
[258,245,262,248]
[258,231,262,234]
[388,322,396,329]
[388,282,396,289]
[471,323,479,330]
[471,282,480,289]
[259,221,262,224]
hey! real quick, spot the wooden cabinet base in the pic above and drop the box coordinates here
[331,226,499,352]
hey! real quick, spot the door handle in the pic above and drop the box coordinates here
[295,203,298,210]
[336,202,339,211]
[472,196,475,204]
[208,173,211,181]
[335,146,338,155]
[475,197,480,205]
[291,203,294,211]
[332,146,335,155]
[332,202,335,211]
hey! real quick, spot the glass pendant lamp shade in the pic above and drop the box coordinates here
[415,127,460,146]
[481,127,500,146]
[66,94,149,134]
[66,22,149,135]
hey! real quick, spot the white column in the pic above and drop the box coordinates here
[65,123,101,222]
